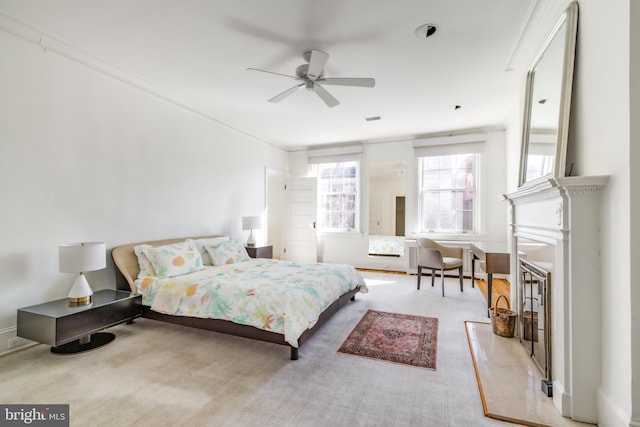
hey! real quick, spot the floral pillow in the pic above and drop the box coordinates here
[134,244,156,278]
[190,237,230,266]
[142,240,204,278]
[205,239,251,265]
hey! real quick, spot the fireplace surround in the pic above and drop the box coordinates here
[503,175,608,423]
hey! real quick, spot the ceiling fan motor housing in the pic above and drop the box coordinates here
[296,64,311,79]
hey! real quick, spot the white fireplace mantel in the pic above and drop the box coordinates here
[503,175,609,424]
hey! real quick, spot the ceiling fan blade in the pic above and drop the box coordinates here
[247,67,299,80]
[268,83,305,103]
[319,77,376,88]
[313,83,339,107]
[307,50,329,81]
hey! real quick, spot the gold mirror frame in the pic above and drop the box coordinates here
[519,2,578,187]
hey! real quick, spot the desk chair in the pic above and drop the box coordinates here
[416,238,464,296]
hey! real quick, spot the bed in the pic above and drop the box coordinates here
[112,236,367,360]
[368,235,406,257]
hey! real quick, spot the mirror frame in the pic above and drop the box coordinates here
[518,2,578,187]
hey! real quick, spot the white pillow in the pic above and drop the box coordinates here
[205,239,250,266]
[191,237,230,266]
[142,240,204,278]
[134,244,156,278]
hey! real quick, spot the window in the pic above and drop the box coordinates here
[418,153,478,233]
[311,161,359,231]
[525,154,554,182]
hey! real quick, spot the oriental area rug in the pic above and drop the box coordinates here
[338,309,438,370]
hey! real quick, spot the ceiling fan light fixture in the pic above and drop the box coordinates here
[415,24,438,39]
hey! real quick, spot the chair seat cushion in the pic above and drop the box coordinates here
[442,257,463,269]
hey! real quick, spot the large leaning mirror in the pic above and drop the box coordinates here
[368,160,406,257]
[519,2,578,186]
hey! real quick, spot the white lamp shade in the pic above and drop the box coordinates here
[242,216,261,231]
[59,242,106,273]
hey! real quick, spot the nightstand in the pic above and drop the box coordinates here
[17,289,141,354]
[245,245,273,259]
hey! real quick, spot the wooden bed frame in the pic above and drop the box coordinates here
[111,236,359,360]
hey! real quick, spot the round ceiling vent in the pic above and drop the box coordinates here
[415,24,438,39]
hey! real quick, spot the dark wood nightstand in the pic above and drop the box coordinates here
[245,245,273,259]
[17,289,141,354]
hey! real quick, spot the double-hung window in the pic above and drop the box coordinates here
[524,132,555,182]
[308,147,361,232]
[414,137,483,234]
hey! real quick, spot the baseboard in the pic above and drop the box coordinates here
[597,387,633,427]
[552,380,571,417]
[356,268,407,275]
[0,326,36,357]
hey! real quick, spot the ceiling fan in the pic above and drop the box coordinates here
[247,49,375,107]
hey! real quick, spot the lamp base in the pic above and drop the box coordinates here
[246,230,256,247]
[67,273,94,305]
[50,332,115,355]
[68,295,91,306]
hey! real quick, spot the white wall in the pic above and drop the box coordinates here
[506,0,636,425]
[289,132,509,271]
[0,27,287,352]
[630,3,640,425]
[572,1,632,425]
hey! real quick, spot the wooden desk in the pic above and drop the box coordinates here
[470,242,510,317]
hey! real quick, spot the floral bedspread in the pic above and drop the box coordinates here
[368,235,405,256]
[134,258,367,347]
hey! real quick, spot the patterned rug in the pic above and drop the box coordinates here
[338,309,438,369]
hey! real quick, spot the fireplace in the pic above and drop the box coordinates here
[518,257,551,382]
[503,176,607,423]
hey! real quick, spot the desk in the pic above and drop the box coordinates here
[470,242,510,317]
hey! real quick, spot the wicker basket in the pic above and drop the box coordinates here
[490,295,517,338]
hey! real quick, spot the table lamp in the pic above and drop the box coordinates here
[242,216,261,247]
[59,242,106,305]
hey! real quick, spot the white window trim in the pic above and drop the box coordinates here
[308,146,362,233]
[307,144,363,164]
[413,134,486,237]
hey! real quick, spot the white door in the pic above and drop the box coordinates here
[284,177,317,263]
[265,168,286,259]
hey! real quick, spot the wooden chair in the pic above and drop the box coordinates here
[416,238,464,296]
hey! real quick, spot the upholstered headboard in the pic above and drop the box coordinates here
[111,236,220,293]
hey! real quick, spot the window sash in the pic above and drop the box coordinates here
[418,153,477,233]
[312,161,360,232]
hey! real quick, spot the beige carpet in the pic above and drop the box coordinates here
[0,272,519,427]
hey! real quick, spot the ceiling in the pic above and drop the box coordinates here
[0,0,535,150]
